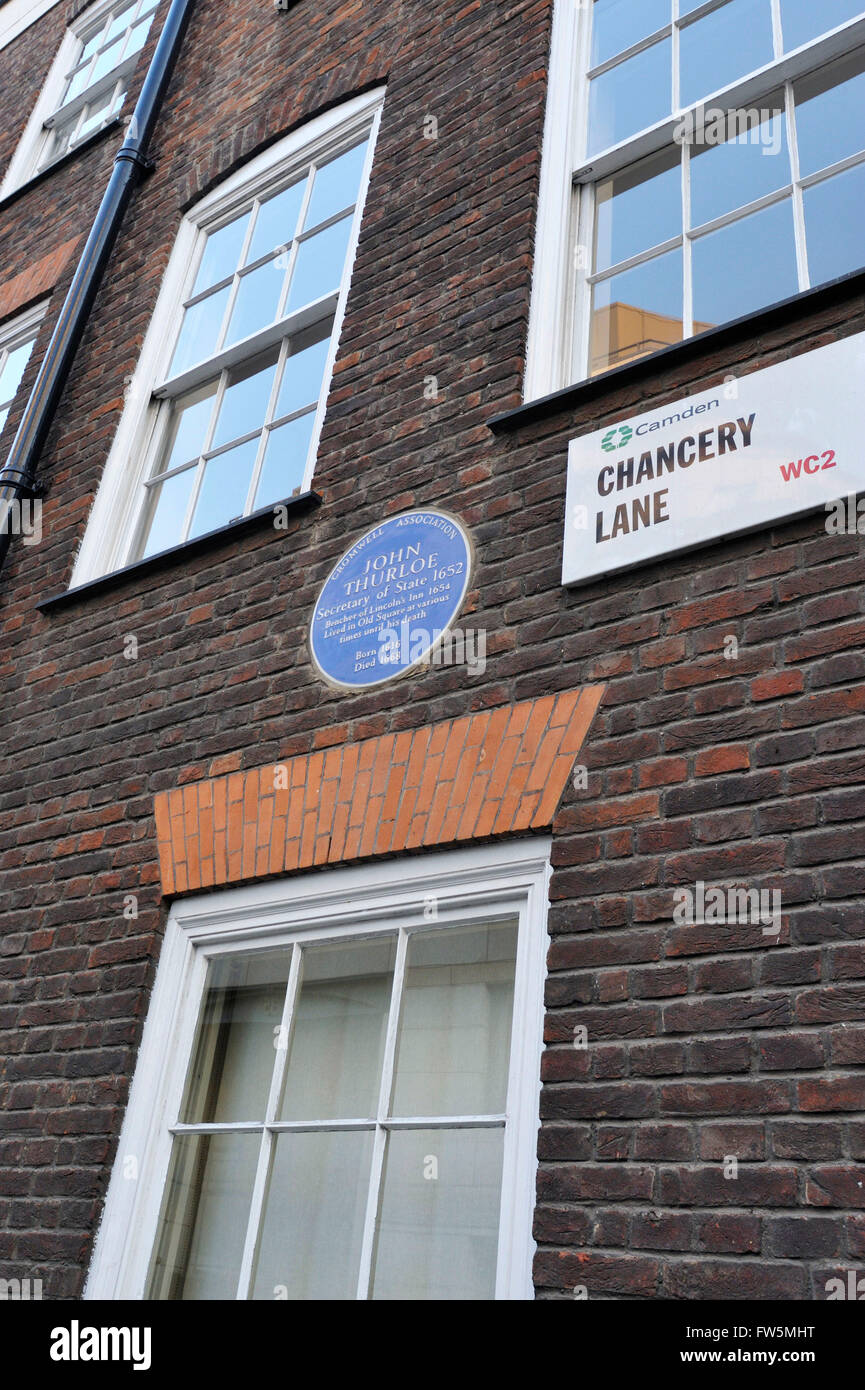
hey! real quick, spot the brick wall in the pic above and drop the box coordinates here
[535,499,865,1299]
[0,0,863,1300]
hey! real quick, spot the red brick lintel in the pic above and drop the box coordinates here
[154,686,605,896]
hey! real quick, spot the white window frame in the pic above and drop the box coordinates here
[1,0,155,196]
[71,87,384,587]
[0,298,47,434]
[84,839,552,1301]
[526,0,865,399]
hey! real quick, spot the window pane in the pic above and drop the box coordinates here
[590,247,683,374]
[279,938,396,1121]
[588,39,671,155]
[0,342,35,403]
[188,436,259,536]
[160,379,218,471]
[781,0,864,51]
[64,62,92,103]
[180,951,290,1123]
[90,35,125,83]
[690,99,789,226]
[692,199,798,328]
[304,142,367,230]
[795,53,865,178]
[77,107,103,145]
[275,329,330,417]
[247,181,305,264]
[804,161,865,284]
[679,0,774,108]
[371,1128,504,1301]
[105,3,135,43]
[192,215,249,296]
[44,126,72,166]
[591,0,669,67]
[211,350,278,450]
[285,216,353,313]
[147,1133,259,1300]
[0,408,8,436]
[79,27,105,62]
[594,147,681,274]
[140,466,195,557]
[123,11,154,59]
[224,261,284,347]
[254,413,315,508]
[77,88,117,141]
[251,1131,374,1300]
[169,286,230,376]
[77,89,123,143]
[390,924,517,1118]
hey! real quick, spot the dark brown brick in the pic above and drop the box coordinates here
[771,1121,844,1161]
[633,1124,692,1161]
[699,1123,766,1161]
[765,1216,843,1259]
[534,1250,659,1297]
[631,1211,691,1251]
[695,1212,761,1254]
[662,1258,809,1300]
[806,1167,865,1208]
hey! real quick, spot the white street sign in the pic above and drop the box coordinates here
[562,330,865,587]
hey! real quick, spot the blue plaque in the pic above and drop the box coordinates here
[309,509,473,688]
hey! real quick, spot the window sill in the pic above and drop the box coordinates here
[37,489,322,612]
[0,116,124,214]
[489,266,865,434]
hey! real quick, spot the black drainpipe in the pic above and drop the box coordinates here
[0,0,197,576]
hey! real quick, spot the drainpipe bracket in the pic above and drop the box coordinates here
[0,472,45,499]
[115,147,156,175]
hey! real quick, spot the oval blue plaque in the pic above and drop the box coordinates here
[309,509,473,689]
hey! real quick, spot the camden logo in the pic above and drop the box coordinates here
[601,424,633,453]
[599,398,725,454]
